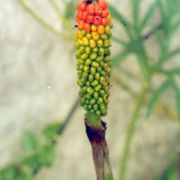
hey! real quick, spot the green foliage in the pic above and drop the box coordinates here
[64,1,76,20]
[173,84,180,121]
[0,122,62,180]
[22,132,38,151]
[154,156,180,180]
[140,0,160,30]
[146,78,172,117]
[43,123,63,141]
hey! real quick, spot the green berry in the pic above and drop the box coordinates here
[90,67,96,74]
[91,80,99,87]
[97,39,103,47]
[94,92,99,99]
[92,62,99,68]
[81,54,88,60]
[88,74,94,82]
[95,73,100,80]
[85,58,91,66]
[85,47,91,54]
[92,47,98,53]
[90,53,97,60]
[98,98,103,104]
[98,48,105,56]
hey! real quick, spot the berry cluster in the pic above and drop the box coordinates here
[75,0,112,117]
[76,0,110,32]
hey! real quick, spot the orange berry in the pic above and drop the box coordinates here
[84,23,90,32]
[102,9,109,18]
[102,18,109,26]
[78,20,84,30]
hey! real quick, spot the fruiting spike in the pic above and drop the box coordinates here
[75,0,112,117]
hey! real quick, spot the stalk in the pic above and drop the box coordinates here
[85,117,114,180]
[119,85,148,180]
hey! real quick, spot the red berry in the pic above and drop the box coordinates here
[84,23,90,32]
[102,9,109,18]
[86,4,95,15]
[77,11,83,20]
[102,18,109,26]
[99,0,107,10]
[77,2,87,11]
[94,16,102,26]
[82,11,88,21]
[94,4,103,16]
[87,15,94,24]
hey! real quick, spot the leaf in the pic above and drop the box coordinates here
[111,36,127,46]
[37,144,56,167]
[22,132,38,151]
[108,4,134,40]
[174,86,180,121]
[140,0,160,30]
[131,0,141,28]
[168,48,180,59]
[43,123,63,142]
[22,155,41,174]
[167,67,180,76]
[111,50,129,68]
[64,1,76,20]
[0,166,18,180]
[146,79,172,117]
[108,4,129,26]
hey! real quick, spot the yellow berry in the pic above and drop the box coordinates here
[89,39,96,48]
[92,32,99,41]
[91,25,97,32]
[86,33,92,39]
[98,25,105,34]
[82,37,89,46]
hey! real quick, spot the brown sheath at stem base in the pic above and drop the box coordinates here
[85,119,114,180]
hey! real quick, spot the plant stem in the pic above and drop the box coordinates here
[119,85,148,180]
[17,0,70,40]
[48,0,67,26]
[85,118,114,180]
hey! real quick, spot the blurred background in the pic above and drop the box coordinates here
[0,0,180,180]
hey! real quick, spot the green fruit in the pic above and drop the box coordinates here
[98,48,105,56]
[75,18,112,116]
[90,53,97,60]
[97,39,103,47]
[98,98,103,104]
[92,47,98,53]
[91,80,99,87]
[81,54,88,60]
[90,67,96,74]
[92,62,99,68]
[88,74,94,82]
[94,92,99,99]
